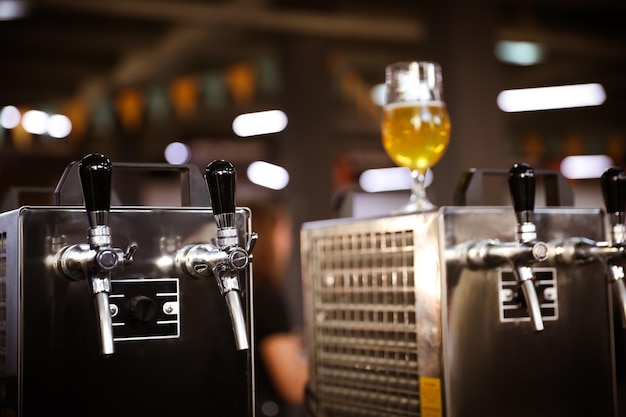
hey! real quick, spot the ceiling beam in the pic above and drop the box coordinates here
[36,0,425,42]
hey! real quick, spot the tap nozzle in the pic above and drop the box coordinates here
[446,164,547,332]
[601,166,626,326]
[53,154,133,357]
[78,153,118,356]
[507,163,545,332]
[602,167,626,245]
[205,160,250,351]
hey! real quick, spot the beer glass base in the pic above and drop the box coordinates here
[392,169,436,213]
[394,199,436,213]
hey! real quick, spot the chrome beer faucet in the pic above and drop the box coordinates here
[549,167,626,326]
[52,154,136,356]
[175,160,256,350]
[447,163,549,331]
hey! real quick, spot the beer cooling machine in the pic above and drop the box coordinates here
[301,164,626,417]
[0,154,256,417]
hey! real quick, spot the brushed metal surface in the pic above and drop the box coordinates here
[301,206,617,417]
[0,206,253,417]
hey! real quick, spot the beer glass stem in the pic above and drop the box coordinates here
[408,169,433,211]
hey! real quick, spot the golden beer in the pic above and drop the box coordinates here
[382,101,451,172]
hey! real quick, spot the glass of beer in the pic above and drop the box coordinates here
[382,61,451,212]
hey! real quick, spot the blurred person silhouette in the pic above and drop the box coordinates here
[247,200,309,417]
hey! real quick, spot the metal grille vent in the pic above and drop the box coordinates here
[310,230,420,417]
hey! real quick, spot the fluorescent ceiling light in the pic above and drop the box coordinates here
[0,0,28,20]
[4,106,74,138]
[47,114,72,138]
[560,155,614,179]
[495,41,546,66]
[359,167,432,193]
[21,110,48,135]
[0,105,21,129]
[247,161,289,190]
[497,83,606,112]
[232,109,288,137]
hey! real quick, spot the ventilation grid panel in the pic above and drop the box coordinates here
[310,229,420,417]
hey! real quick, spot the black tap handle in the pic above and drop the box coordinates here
[601,167,626,216]
[205,160,236,215]
[78,153,112,215]
[508,163,536,215]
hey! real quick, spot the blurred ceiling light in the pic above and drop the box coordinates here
[497,83,606,112]
[21,110,48,135]
[164,141,191,165]
[247,161,289,190]
[370,83,386,106]
[495,41,546,66]
[232,109,288,137]
[0,0,28,20]
[0,105,21,129]
[47,114,72,138]
[359,167,432,193]
[560,154,614,180]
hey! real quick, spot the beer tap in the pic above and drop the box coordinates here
[549,167,626,325]
[52,154,136,356]
[602,167,626,325]
[447,163,549,331]
[175,160,256,350]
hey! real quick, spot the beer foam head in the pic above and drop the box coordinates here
[384,101,445,109]
[385,61,444,104]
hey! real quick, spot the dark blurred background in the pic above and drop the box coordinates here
[1,0,625,206]
[0,0,625,322]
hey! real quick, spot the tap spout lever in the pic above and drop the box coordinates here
[602,166,626,327]
[205,160,250,351]
[602,167,626,245]
[508,163,545,331]
[78,153,117,356]
[206,159,237,232]
[447,163,547,332]
[79,153,112,229]
[52,154,134,357]
[508,163,536,228]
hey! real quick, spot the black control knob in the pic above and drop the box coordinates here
[127,295,158,323]
[601,167,626,218]
[508,162,536,215]
[205,160,236,216]
[78,153,112,226]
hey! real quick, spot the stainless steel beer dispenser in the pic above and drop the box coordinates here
[0,154,254,417]
[301,163,617,417]
[545,166,626,417]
